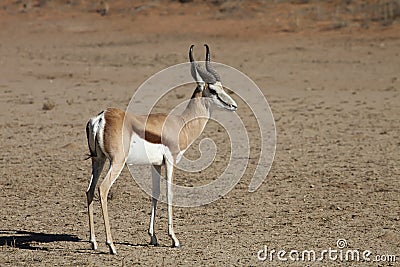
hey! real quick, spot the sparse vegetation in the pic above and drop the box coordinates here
[42,99,55,111]
[1,0,399,30]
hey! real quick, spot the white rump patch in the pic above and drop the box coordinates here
[89,111,106,157]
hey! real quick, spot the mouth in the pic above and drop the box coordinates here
[228,104,237,111]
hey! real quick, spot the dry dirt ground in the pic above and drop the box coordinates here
[0,1,399,266]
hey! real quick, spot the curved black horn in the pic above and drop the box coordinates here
[205,43,211,62]
[189,45,216,84]
[189,44,198,81]
[189,44,195,62]
[204,44,221,81]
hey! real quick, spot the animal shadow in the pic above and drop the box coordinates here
[0,230,81,251]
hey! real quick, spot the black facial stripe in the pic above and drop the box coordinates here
[216,94,231,107]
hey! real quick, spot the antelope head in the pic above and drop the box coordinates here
[189,44,237,111]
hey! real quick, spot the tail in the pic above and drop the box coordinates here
[85,119,98,160]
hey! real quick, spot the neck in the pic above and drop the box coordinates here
[180,87,210,147]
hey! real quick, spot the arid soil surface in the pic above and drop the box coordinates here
[0,1,399,266]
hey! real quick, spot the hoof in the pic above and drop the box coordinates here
[107,242,117,255]
[172,241,181,248]
[150,236,159,246]
[170,235,180,248]
[90,241,98,250]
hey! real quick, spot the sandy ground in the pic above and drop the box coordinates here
[0,1,399,266]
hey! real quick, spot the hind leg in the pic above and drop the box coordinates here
[98,159,125,255]
[86,156,106,250]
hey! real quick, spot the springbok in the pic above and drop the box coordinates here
[85,44,237,254]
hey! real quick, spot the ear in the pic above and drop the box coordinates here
[191,63,205,90]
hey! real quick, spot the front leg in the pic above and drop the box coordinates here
[165,157,180,248]
[148,165,161,246]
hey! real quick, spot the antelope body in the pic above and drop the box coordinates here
[85,45,237,254]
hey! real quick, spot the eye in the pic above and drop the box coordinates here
[208,87,217,94]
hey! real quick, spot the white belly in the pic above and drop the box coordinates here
[126,134,165,165]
